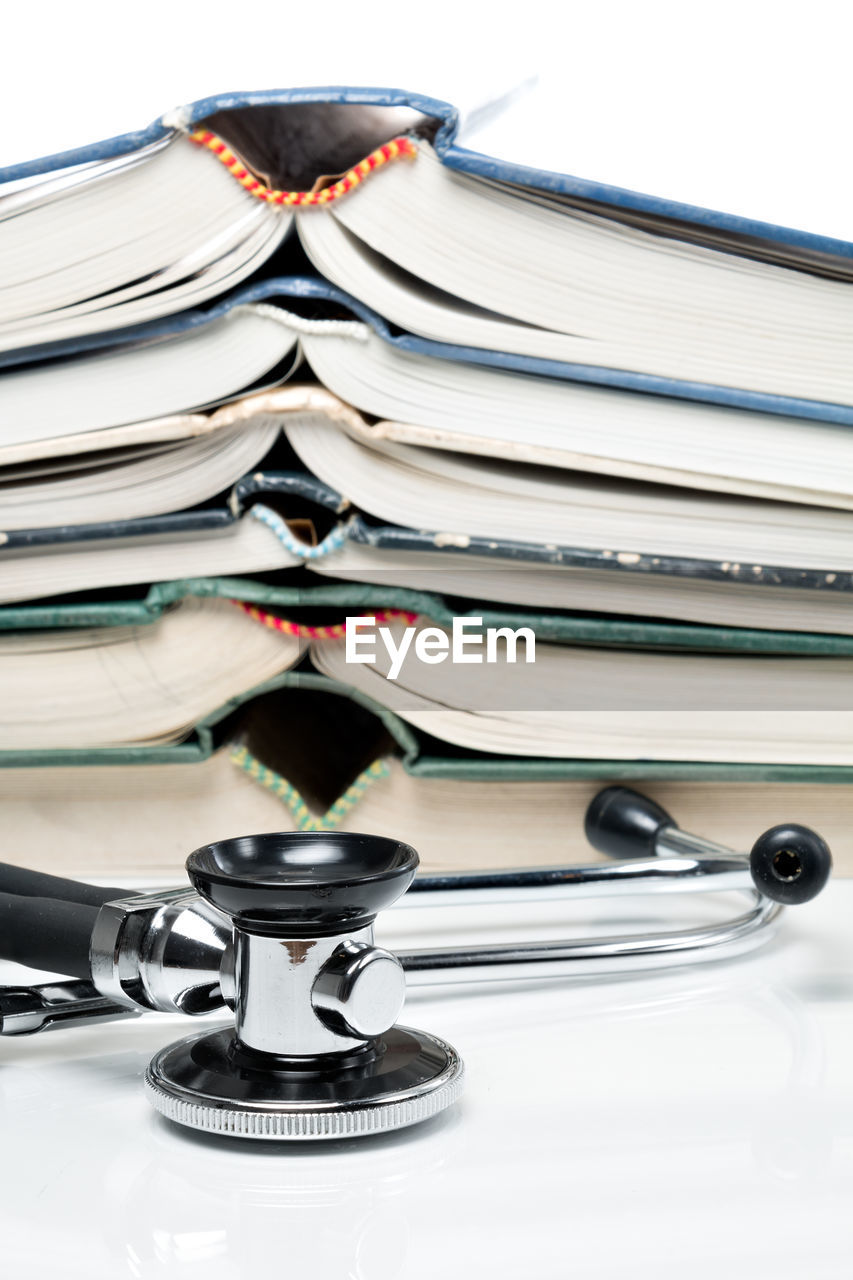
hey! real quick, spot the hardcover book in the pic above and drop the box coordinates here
[3,87,853,422]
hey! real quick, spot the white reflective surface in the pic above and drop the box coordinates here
[3,885,853,1278]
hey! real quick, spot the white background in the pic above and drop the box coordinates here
[3,0,853,237]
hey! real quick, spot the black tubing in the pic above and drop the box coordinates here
[749,824,832,905]
[0,891,99,979]
[0,863,130,907]
[584,786,676,860]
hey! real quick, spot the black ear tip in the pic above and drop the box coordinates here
[584,786,675,860]
[583,787,632,843]
[749,824,832,905]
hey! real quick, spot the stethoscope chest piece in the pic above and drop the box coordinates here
[144,831,464,1141]
[145,1023,463,1141]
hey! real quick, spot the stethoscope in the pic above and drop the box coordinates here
[0,787,832,1142]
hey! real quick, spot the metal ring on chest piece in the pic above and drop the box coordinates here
[145,1024,464,1140]
[144,831,464,1141]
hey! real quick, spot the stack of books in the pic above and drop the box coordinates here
[2,87,851,879]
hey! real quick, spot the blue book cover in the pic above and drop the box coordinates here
[3,84,850,260]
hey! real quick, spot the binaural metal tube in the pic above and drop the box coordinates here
[404,853,752,908]
[654,827,740,862]
[399,893,781,985]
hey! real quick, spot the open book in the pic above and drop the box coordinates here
[3,88,853,414]
[2,499,852,635]
[6,303,853,511]
[7,588,853,765]
[0,101,423,355]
